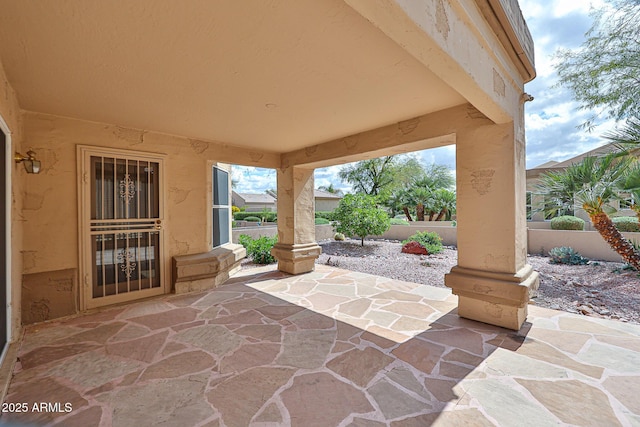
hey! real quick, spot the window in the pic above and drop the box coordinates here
[620,193,635,210]
[212,167,230,247]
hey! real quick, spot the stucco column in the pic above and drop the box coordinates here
[445,121,539,330]
[271,166,322,274]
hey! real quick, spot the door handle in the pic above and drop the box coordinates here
[155,220,162,230]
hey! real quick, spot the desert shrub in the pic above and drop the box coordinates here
[243,216,261,222]
[315,217,331,225]
[390,218,409,225]
[232,205,241,214]
[334,232,345,241]
[402,231,443,254]
[315,211,335,221]
[238,234,277,264]
[548,246,589,265]
[612,216,640,232]
[550,215,585,230]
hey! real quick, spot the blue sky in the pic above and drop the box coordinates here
[234,0,614,194]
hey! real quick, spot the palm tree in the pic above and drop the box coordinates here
[605,116,640,150]
[409,187,432,221]
[432,189,456,221]
[536,168,583,218]
[606,116,640,220]
[537,153,640,270]
[618,162,640,219]
[318,183,343,195]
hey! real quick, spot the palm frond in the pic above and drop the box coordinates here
[604,116,640,152]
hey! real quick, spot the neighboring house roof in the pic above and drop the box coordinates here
[236,190,341,202]
[526,142,638,180]
[314,189,342,199]
[533,160,559,169]
[233,192,276,204]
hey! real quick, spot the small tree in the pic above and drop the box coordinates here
[332,194,391,246]
[554,0,640,129]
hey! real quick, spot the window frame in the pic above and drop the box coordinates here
[212,166,231,248]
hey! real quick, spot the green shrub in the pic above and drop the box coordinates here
[238,234,252,247]
[315,217,331,225]
[390,218,409,225]
[402,231,443,254]
[234,212,253,220]
[334,232,345,241]
[612,216,640,232]
[548,246,589,265]
[315,211,335,221]
[243,216,261,222]
[333,194,391,246]
[234,212,277,222]
[550,215,585,230]
[238,234,278,264]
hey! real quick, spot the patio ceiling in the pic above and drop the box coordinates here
[0,0,466,153]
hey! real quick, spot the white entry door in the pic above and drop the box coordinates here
[79,146,167,309]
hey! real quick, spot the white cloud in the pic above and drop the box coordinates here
[231,166,276,193]
[521,0,621,168]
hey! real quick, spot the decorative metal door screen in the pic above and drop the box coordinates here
[80,148,166,308]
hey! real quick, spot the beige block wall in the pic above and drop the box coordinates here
[315,199,339,212]
[0,59,24,339]
[20,112,232,319]
[232,224,335,244]
[528,229,640,262]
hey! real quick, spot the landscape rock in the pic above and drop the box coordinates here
[401,241,428,256]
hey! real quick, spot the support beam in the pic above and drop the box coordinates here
[282,104,487,168]
[344,0,526,125]
[271,166,321,274]
[186,137,281,169]
[445,121,538,330]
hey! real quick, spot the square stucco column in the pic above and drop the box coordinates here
[445,122,539,330]
[271,166,322,274]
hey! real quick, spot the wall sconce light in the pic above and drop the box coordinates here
[14,150,42,174]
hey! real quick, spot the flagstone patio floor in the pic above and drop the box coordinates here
[1,264,639,426]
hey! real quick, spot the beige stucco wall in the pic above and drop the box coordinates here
[20,112,233,320]
[235,225,635,263]
[315,198,340,212]
[232,224,334,244]
[528,229,640,262]
[376,224,458,246]
[0,59,24,340]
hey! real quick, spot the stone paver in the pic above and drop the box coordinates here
[1,264,639,426]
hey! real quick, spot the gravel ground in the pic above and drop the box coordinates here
[311,239,640,325]
[241,238,640,324]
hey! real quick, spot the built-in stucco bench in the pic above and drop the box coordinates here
[172,244,246,294]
